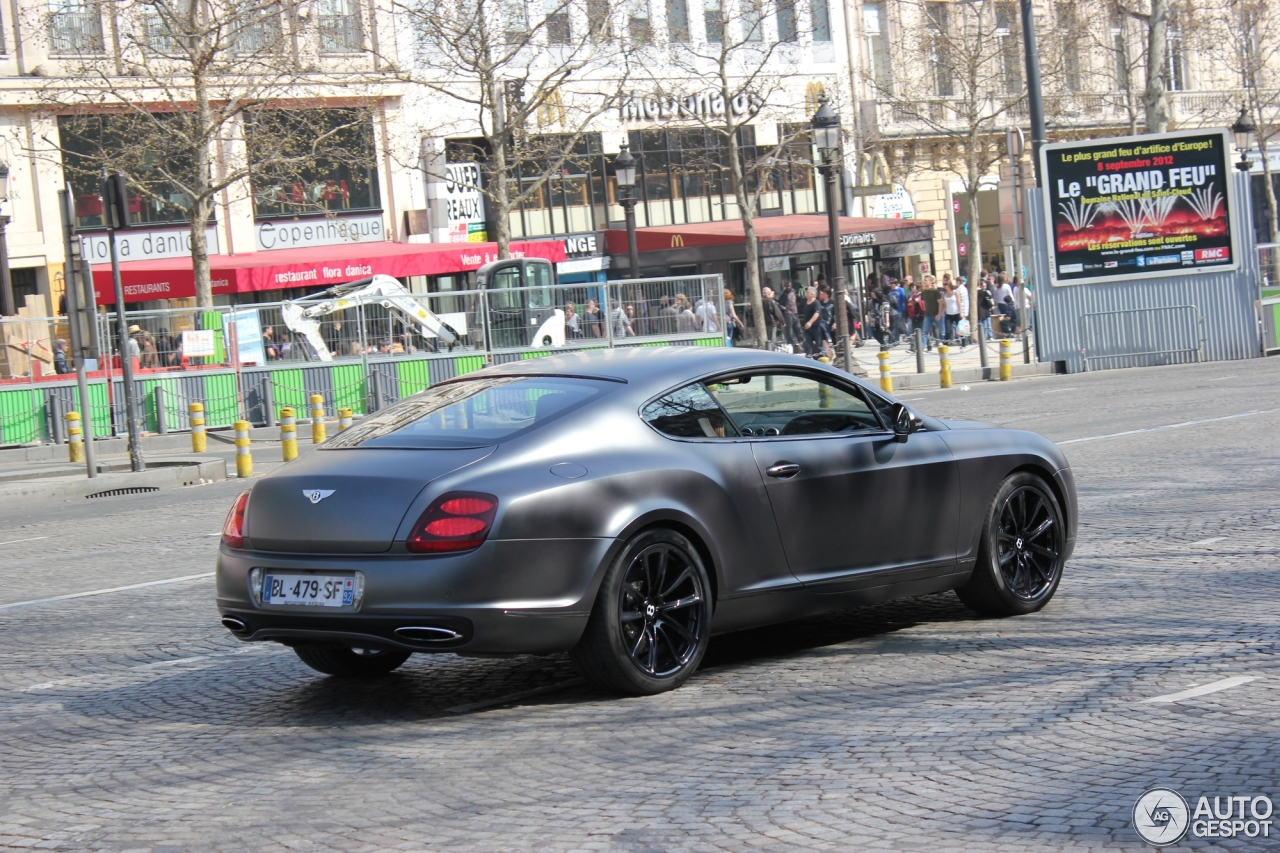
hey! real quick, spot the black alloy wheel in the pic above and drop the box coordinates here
[996,485,1061,601]
[956,472,1065,617]
[573,528,712,695]
[618,541,706,678]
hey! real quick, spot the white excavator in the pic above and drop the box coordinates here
[280,274,466,362]
[281,261,567,360]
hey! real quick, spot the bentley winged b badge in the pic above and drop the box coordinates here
[304,489,335,504]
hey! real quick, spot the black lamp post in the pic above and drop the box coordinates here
[0,162,13,317]
[1232,106,1257,172]
[812,96,853,374]
[613,145,640,279]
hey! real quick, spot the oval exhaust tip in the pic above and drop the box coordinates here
[221,617,248,633]
[395,626,463,643]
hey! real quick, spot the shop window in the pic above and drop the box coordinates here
[247,108,381,219]
[58,114,200,229]
[10,268,38,309]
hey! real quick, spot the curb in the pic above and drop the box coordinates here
[0,458,227,507]
[889,362,1058,391]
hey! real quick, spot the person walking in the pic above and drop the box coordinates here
[53,339,70,374]
[890,278,908,344]
[564,302,583,339]
[722,288,743,347]
[781,281,803,351]
[817,288,836,360]
[761,286,786,349]
[942,281,962,343]
[955,277,970,344]
[977,279,995,340]
[582,299,604,338]
[920,278,942,350]
[801,287,824,357]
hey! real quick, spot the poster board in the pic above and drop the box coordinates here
[1040,129,1237,285]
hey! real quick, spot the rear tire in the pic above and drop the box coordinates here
[293,644,412,677]
[572,528,712,696]
[955,472,1066,617]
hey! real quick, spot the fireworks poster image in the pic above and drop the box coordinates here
[1040,130,1237,285]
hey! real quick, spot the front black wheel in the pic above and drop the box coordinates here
[572,528,712,695]
[956,472,1065,616]
[293,644,412,678]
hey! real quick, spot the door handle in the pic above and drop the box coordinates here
[766,462,800,479]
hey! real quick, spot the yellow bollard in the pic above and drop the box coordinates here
[66,411,84,463]
[878,350,893,393]
[234,420,253,479]
[189,402,206,453]
[939,345,952,389]
[310,394,327,444]
[280,407,298,462]
[999,339,1012,381]
[338,408,353,431]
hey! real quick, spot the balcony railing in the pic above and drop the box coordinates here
[48,11,105,55]
[318,14,362,53]
[870,90,1276,138]
[234,16,284,53]
[142,13,188,53]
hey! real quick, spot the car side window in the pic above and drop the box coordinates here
[704,372,884,437]
[642,383,737,438]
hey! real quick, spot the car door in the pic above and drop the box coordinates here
[703,369,960,591]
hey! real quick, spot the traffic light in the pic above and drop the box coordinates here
[101,173,130,230]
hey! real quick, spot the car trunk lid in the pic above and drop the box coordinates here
[246,447,495,553]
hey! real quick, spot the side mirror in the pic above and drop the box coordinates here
[890,402,915,442]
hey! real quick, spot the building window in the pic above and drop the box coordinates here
[742,0,762,42]
[47,1,104,55]
[995,2,1021,95]
[587,0,611,38]
[141,0,192,54]
[863,2,891,93]
[926,3,953,98]
[545,0,571,43]
[502,0,529,43]
[777,0,796,42]
[234,2,285,53]
[246,109,382,219]
[667,0,689,42]
[703,0,722,43]
[628,0,651,42]
[318,0,362,52]
[811,0,830,42]
[1111,16,1130,90]
[58,114,198,229]
[1167,18,1187,91]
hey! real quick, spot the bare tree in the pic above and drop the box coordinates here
[34,0,364,307]
[1202,0,1280,243]
[635,0,829,346]
[869,0,1026,327]
[387,0,634,258]
[1053,0,1148,134]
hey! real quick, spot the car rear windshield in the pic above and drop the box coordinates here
[325,376,611,449]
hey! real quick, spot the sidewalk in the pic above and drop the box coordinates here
[0,428,320,508]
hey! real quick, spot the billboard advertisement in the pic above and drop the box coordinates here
[1040,130,1237,285]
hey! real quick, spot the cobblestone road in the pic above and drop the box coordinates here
[1,358,1278,851]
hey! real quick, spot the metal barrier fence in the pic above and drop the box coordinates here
[1079,304,1204,371]
[0,274,725,445]
[1260,243,1280,355]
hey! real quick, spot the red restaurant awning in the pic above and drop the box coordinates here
[91,239,568,305]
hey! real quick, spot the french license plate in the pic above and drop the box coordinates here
[263,574,354,607]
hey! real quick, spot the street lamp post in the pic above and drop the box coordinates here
[812,96,852,374]
[1232,106,1256,172]
[0,162,13,317]
[613,145,640,279]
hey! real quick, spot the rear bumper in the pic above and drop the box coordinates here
[215,537,616,654]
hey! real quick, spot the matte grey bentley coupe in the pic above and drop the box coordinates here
[217,347,1076,695]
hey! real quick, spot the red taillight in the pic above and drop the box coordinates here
[407,492,498,554]
[222,490,251,548]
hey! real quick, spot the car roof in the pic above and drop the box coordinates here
[474,346,853,394]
